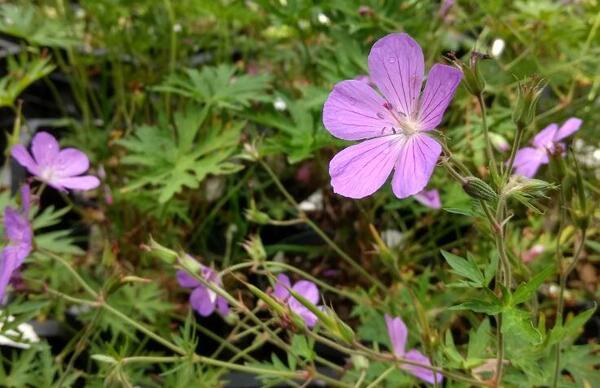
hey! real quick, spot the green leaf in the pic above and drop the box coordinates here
[467,319,492,360]
[502,307,542,345]
[512,265,554,306]
[290,335,315,362]
[549,305,596,345]
[441,250,485,285]
[449,299,503,315]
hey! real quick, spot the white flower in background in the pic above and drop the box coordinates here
[317,12,331,25]
[491,38,505,57]
[273,97,287,111]
[299,190,323,212]
[380,229,406,249]
[0,314,39,349]
[173,23,182,33]
[574,139,600,178]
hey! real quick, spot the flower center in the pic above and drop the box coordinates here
[39,167,56,183]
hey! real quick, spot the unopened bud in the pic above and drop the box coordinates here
[512,75,545,129]
[462,177,497,202]
[450,52,487,96]
[489,132,510,152]
[142,237,178,264]
[245,199,271,224]
[241,234,267,262]
[351,354,370,370]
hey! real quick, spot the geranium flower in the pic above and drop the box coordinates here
[413,189,441,209]
[176,261,229,317]
[385,314,443,384]
[1,185,33,303]
[11,132,100,191]
[323,33,462,199]
[512,118,582,178]
[273,274,321,327]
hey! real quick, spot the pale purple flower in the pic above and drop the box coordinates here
[521,244,544,263]
[1,185,33,303]
[176,264,229,317]
[273,274,321,327]
[512,118,582,178]
[413,189,441,209]
[385,314,443,384]
[438,0,455,20]
[323,33,462,199]
[11,132,100,191]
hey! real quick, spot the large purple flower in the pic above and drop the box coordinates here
[512,118,582,178]
[176,264,229,317]
[1,185,33,303]
[11,132,100,191]
[323,33,462,199]
[273,274,321,327]
[385,314,443,384]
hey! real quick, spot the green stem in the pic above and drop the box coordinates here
[259,159,385,292]
[504,125,525,182]
[552,228,587,388]
[477,93,498,177]
[366,366,395,388]
[43,249,98,298]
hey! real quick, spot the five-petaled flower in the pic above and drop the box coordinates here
[11,132,100,192]
[1,185,33,303]
[176,260,229,317]
[512,118,582,178]
[413,189,441,209]
[385,314,444,384]
[323,33,462,199]
[273,274,321,327]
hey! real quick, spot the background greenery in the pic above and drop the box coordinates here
[0,0,599,386]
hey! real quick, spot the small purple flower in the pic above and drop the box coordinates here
[385,314,443,384]
[323,33,462,199]
[1,185,33,303]
[273,274,321,327]
[413,189,441,209]
[11,132,100,191]
[512,118,582,178]
[176,263,229,317]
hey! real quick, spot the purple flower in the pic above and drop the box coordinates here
[273,274,321,327]
[1,185,33,303]
[512,118,582,178]
[323,33,462,199]
[413,189,441,209]
[11,132,100,191]
[385,314,443,384]
[176,263,229,317]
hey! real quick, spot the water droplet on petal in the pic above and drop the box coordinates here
[377,112,385,119]
[387,56,396,63]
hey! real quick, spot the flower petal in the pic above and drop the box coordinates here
[0,250,20,303]
[403,349,444,384]
[291,280,319,305]
[298,309,318,328]
[368,33,424,117]
[532,124,558,149]
[554,117,582,142]
[391,134,441,199]
[413,189,441,209]
[54,148,91,177]
[273,274,291,301]
[417,64,462,131]
[216,296,230,316]
[190,286,216,317]
[385,314,408,357]
[176,270,201,288]
[512,147,548,178]
[31,132,60,166]
[323,80,396,140]
[11,145,38,174]
[329,135,404,199]
[53,176,100,191]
